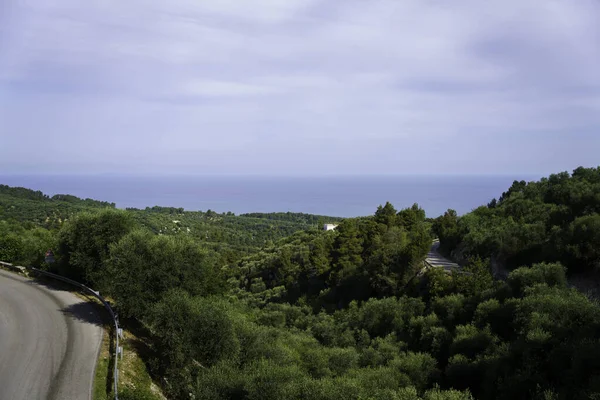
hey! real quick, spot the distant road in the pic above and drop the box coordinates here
[425,239,461,272]
[0,269,103,400]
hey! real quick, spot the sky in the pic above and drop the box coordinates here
[0,0,599,176]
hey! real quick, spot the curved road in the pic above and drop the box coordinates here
[0,269,103,400]
[426,239,460,272]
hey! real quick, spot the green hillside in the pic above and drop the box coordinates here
[0,185,335,266]
[433,166,600,274]
[2,169,600,400]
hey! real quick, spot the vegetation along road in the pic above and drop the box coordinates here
[0,269,103,400]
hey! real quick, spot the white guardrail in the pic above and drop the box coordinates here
[0,260,122,400]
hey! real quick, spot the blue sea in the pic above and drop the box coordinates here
[0,175,540,218]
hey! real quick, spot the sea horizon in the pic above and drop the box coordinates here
[0,173,542,218]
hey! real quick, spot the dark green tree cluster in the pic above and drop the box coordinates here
[0,183,331,265]
[40,210,225,318]
[433,167,600,273]
[230,202,432,309]
[56,209,134,285]
[0,184,115,229]
[128,208,329,265]
[240,211,343,226]
[158,246,600,399]
[0,184,50,201]
[416,261,600,399]
[107,230,224,319]
[0,219,56,267]
[141,206,185,213]
[149,290,475,399]
[51,194,115,208]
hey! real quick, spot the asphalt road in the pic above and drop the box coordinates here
[425,239,460,272]
[0,269,103,400]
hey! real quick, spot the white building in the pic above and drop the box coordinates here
[323,224,338,231]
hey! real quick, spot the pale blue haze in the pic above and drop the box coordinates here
[0,175,539,218]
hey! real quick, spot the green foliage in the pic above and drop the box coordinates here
[332,219,364,285]
[3,172,600,400]
[342,296,425,339]
[398,203,427,232]
[359,335,405,367]
[390,352,439,392]
[149,292,240,375]
[0,184,331,266]
[240,211,343,226]
[56,209,134,286]
[118,387,158,400]
[453,257,494,297]
[432,294,468,328]
[106,230,224,319]
[0,220,56,266]
[508,262,567,297]
[423,387,474,400]
[0,232,23,262]
[326,346,360,376]
[51,193,115,208]
[435,167,600,272]
[130,208,324,262]
[450,325,498,360]
[473,299,516,340]
[564,214,600,271]
[374,202,398,226]
[432,209,461,255]
[0,184,115,229]
[20,227,57,267]
[0,184,50,201]
[231,204,431,308]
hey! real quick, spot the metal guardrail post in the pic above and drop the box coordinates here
[1,262,120,399]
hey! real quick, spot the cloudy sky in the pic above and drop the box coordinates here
[0,0,599,176]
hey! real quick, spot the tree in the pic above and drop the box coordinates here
[309,235,333,276]
[331,220,364,285]
[20,227,56,267]
[398,203,426,231]
[432,210,460,255]
[508,262,566,297]
[56,209,134,286]
[499,180,528,204]
[453,257,494,297]
[106,229,224,319]
[390,352,439,392]
[374,202,398,227]
[405,221,433,265]
[149,291,241,398]
[363,226,410,296]
[565,214,600,271]
[0,233,23,262]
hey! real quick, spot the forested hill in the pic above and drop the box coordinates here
[0,184,116,207]
[2,171,600,399]
[230,203,432,310]
[433,166,600,274]
[0,184,116,226]
[240,211,344,225]
[0,184,341,266]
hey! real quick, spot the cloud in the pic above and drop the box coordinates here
[0,0,599,175]
[179,80,277,98]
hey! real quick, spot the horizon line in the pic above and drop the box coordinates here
[0,172,548,178]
